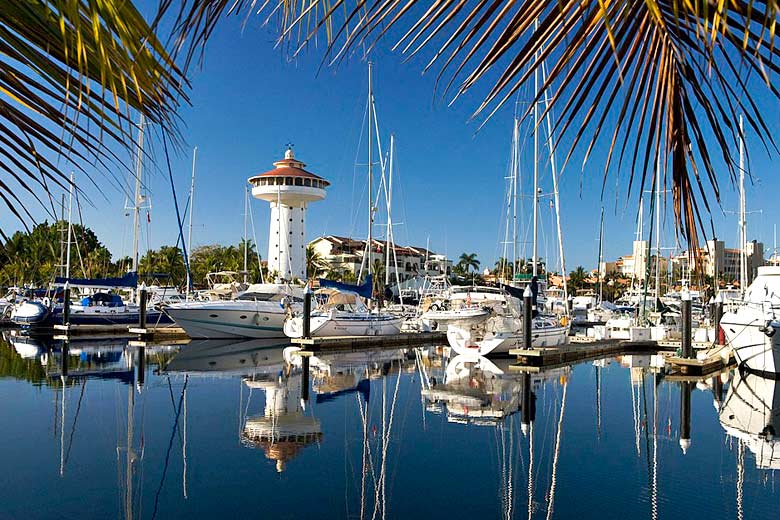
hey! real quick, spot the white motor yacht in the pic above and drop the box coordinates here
[721,266,780,375]
[165,283,303,339]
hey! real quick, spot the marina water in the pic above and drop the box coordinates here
[1,337,777,519]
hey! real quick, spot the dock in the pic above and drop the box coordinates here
[291,331,446,351]
[509,339,734,377]
[509,340,670,370]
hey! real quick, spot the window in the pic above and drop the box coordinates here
[295,178,303,186]
[286,177,293,185]
[304,179,311,187]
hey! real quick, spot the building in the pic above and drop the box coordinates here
[248,148,329,281]
[309,235,452,283]
[678,238,764,283]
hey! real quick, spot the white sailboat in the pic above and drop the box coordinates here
[285,62,403,339]
[446,62,568,356]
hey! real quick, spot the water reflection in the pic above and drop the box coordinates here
[719,370,780,469]
[2,334,780,518]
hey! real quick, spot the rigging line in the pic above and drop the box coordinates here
[161,132,191,287]
[63,378,87,466]
[72,187,88,278]
[150,376,188,520]
[248,194,265,283]
[166,377,184,448]
[545,381,568,520]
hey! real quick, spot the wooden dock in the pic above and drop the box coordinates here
[509,340,674,369]
[666,344,734,376]
[291,331,446,351]
[53,323,136,336]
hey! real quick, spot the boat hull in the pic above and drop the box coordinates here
[722,307,780,376]
[447,318,568,356]
[165,304,288,339]
[285,313,403,338]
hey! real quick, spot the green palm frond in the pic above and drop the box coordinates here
[1,1,188,226]
[167,0,780,249]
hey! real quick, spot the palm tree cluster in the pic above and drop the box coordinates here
[0,221,119,286]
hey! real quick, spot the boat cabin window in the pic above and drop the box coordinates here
[237,292,302,303]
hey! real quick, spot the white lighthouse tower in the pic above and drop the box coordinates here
[248,148,329,281]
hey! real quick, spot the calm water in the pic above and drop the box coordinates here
[1,333,777,519]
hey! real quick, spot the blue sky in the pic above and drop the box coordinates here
[2,11,778,272]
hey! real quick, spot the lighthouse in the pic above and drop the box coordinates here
[248,148,329,281]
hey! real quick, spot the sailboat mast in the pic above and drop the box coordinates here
[385,135,394,286]
[131,115,145,273]
[367,62,374,283]
[738,115,748,294]
[65,173,74,280]
[597,207,604,303]
[532,43,539,278]
[655,155,661,300]
[512,118,519,279]
[540,57,568,305]
[243,187,249,284]
[186,147,197,298]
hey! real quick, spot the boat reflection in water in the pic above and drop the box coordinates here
[719,369,780,469]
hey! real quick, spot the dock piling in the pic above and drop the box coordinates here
[138,283,147,330]
[303,286,312,339]
[523,286,533,350]
[714,292,724,346]
[301,354,310,402]
[681,288,692,358]
[63,283,70,327]
[679,381,692,454]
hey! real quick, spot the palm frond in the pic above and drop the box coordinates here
[0,1,189,228]
[167,0,780,249]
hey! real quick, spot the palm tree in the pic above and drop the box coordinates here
[458,253,480,274]
[160,2,780,251]
[569,266,589,291]
[306,245,327,279]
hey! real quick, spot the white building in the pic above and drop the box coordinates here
[309,235,452,283]
[248,148,329,281]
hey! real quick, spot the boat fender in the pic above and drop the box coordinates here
[42,297,50,308]
[560,316,568,327]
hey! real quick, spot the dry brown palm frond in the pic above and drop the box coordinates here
[165,0,780,251]
[0,1,189,228]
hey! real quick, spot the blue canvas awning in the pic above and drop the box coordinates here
[318,274,373,299]
[54,271,138,289]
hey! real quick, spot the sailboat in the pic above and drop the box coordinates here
[446,77,568,356]
[285,63,403,339]
[12,158,172,329]
[284,275,403,337]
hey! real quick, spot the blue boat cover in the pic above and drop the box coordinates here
[319,274,373,299]
[315,378,370,404]
[55,272,138,289]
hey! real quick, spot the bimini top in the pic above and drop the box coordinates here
[247,148,330,187]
